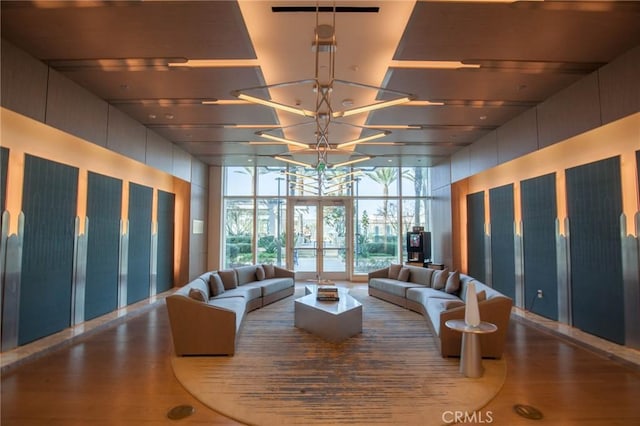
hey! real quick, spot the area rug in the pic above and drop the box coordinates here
[171,287,506,425]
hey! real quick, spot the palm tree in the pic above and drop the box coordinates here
[404,167,427,226]
[366,168,398,254]
[365,168,398,221]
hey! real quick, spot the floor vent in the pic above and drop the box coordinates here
[513,404,543,420]
[167,405,195,420]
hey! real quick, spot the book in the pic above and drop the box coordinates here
[316,286,339,301]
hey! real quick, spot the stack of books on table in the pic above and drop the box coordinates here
[316,286,339,301]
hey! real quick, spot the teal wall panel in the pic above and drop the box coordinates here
[1,147,8,212]
[19,155,78,345]
[85,172,122,320]
[489,184,515,299]
[127,182,152,305]
[156,190,175,293]
[521,173,558,320]
[467,191,486,282]
[566,156,624,344]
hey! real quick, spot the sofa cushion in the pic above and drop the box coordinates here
[369,278,421,298]
[209,273,225,296]
[208,297,247,332]
[406,286,460,305]
[398,267,410,282]
[388,263,402,279]
[260,277,295,296]
[263,264,275,279]
[256,265,265,281]
[432,268,448,290]
[425,298,465,335]
[218,269,238,290]
[445,270,460,294]
[406,267,432,286]
[188,287,207,302]
[235,265,260,286]
[477,290,487,302]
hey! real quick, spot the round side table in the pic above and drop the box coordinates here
[445,319,497,378]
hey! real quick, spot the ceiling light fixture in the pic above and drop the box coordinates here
[231,92,317,117]
[389,60,481,70]
[256,133,310,149]
[168,59,260,68]
[274,156,313,168]
[331,156,371,168]
[336,131,389,149]
[231,3,414,174]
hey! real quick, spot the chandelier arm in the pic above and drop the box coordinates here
[231,79,317,95]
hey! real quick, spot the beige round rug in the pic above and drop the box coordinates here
[171,287,506,425]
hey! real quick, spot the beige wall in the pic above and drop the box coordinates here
[1,108,191,285]
[1,37,210,283]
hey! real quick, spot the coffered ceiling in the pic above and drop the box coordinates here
[2,1,639,168]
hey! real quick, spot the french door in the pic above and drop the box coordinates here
[289,198,351,280]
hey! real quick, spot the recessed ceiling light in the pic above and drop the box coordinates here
[389,60,480,70]
[407,100,446,107]
[202,99,249,105]
[167,59,259,68]
[148,114,156,119]
[480,115,487,120]
[164,113,174,120]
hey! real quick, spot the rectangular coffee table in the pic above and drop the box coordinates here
[294,287,362,343]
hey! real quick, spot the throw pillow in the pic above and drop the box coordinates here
[432,267,449,290]
[263,264,275,279]
[444,300,465,310]
[388,263,402,280]
[397,267,410,282]
[445,270,460,294]
[477,290,487,302]
[256,265,265,281]
[218,269,238,290]
[209,273,225,297]
[188,287,207,302]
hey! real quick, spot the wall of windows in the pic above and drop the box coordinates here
[353,167,429,274]
[221,165,430,276]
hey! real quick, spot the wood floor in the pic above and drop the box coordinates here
[2,289,640,425]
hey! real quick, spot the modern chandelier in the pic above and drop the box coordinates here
[231,3,415,177]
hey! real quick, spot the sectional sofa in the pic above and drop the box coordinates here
[166,264,295,356]
[368,264,512,358]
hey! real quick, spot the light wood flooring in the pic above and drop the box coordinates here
[2,284,640,425]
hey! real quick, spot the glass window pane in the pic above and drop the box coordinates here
[401,199,429,259]
[287,167,320,196]
[222,199,254,268]
[256,198,287,267]
[353,198,400,274]
[293,204,317,271]
[257,167,286,196]
[356,168,399,197]
[401,199,428,232]
[401,167,429,197]
[224,167,254,196]
[323,169,352,196]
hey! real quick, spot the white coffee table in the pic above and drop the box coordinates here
[295,287,362,343]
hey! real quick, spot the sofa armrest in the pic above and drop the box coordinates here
[368,267,389,280]
[166,295,238,356]
[274,266,295,279]
[438,296,513,358]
